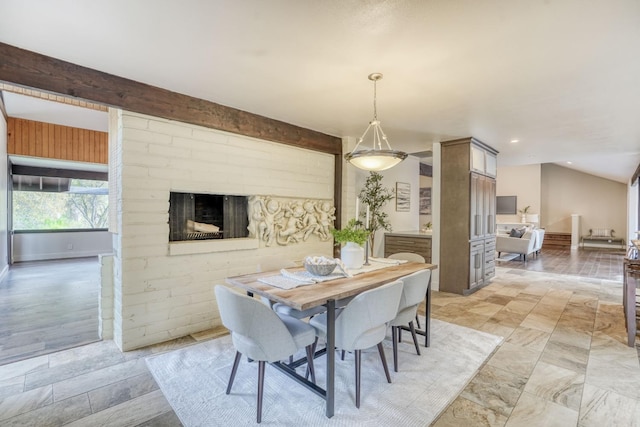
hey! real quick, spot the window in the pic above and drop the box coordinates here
[13,177,108,230]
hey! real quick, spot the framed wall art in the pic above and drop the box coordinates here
[395,182,410,212]
[419,187,432,215]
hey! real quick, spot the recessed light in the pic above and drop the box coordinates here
[510,139,519,143]
[567,161,573,164]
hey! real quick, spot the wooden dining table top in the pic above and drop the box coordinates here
[225,262,437,311]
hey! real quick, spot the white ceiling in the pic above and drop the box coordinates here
[1,0,639,183]
[3,92,108,132]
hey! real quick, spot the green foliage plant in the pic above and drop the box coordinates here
[518,205,531,214]
[358,171,395,249]
[331,218,370,246]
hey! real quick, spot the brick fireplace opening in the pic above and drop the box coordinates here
[169,192,249,242]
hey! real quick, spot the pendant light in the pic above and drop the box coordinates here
[344,73,407,171]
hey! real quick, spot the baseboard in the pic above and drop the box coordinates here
[13,250,105,262]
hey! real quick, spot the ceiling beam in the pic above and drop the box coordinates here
[0,42,341,155]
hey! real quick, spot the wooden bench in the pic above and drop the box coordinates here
[580,228,625,249]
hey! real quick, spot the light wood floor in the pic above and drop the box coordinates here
[0,249,637,426]
[0,258,100,366]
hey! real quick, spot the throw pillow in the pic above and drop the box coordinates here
[509,228,525,238]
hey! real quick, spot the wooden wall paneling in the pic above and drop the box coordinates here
[54,124,61,159]
[7,117,107,164]
[29,119,36,156]
[47,123,55,157]
[7,116,14,153]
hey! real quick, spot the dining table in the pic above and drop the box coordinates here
[225,260,437,418]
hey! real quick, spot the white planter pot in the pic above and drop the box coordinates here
[341,242,364,270]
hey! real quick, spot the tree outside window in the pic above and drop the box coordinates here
[13,179,108,230]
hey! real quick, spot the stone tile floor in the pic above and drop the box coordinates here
[1,256,639,426]
[431,267,640,427]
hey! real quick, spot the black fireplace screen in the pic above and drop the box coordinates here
[169,192,249,241]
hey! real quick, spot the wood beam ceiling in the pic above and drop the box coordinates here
[0,42,341,155]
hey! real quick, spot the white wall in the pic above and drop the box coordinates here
[112,110,335,351]
[12,231,113,262]
[0,113,7,282]
[496,164,542,225]
[541,164,626,235]
[355,156,420,257]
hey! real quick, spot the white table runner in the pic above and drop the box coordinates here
[257,258,408,290]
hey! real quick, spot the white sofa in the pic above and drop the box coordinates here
[496,228,539,261]
[531,229,545,255]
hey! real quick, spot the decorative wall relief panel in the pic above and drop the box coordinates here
[248,196,335,246]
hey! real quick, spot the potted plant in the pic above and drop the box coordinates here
[358,172,394,252]
[331,218,370,269]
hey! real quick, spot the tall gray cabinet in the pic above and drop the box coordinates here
[440,137,497,295]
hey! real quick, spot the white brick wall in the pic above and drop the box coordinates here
[112,111,335,351]
[99,254,114,340]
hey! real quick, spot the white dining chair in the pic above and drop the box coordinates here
[388,269,432,372]
[388,252,426,329]
[309,280,403,408]
[214,285,317,423]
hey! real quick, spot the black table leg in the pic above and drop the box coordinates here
[425,279,431,348]
[326,299,335,418]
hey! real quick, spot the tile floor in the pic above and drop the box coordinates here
[1,250,638,426]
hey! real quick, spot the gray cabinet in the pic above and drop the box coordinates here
[440,137,498,295]
[384,233,432,263]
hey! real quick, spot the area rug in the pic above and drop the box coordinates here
[496,252,521,262]
[146,318,502,426]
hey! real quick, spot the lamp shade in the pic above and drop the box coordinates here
[344,150,407,171]
[344,73,407,172]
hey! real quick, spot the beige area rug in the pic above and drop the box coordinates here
[146,318,502,426]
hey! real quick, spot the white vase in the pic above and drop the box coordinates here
[341,242,364,270]
[521,214,527,223]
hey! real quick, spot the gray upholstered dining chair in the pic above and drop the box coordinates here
[214,285,317,424]
[388,252,426,329]
[309,280,403,408]
[388,252,426,263]
[388,269,432,372]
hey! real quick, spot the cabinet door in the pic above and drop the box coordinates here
[485,152,497,177]
[469,242,484,289]
[484,177,496,236]
[471,145,485,174]
[470,173,483,239]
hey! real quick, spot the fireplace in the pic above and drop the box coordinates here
[169,192,249,242]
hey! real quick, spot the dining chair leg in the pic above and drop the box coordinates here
[305,345,316,384]
[415,314,421,329]
[392,326,399,372]
[305,337,319,380]
[355,349,361,408]
[257,361,265,424]
[226,351,242,394]
[377,343,392,383]
[409,321,421,356]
